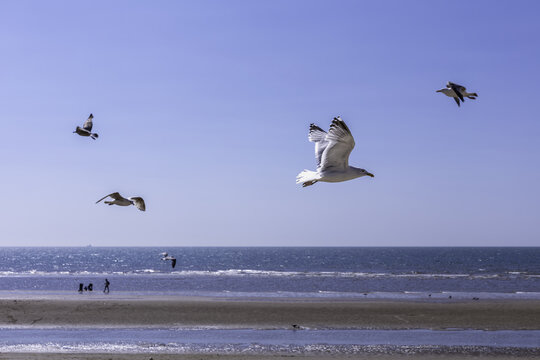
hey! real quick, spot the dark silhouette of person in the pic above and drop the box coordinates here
[88,283,93,291]
[104,278,110,293]
[84,286,88,291]
[78,283,84,293]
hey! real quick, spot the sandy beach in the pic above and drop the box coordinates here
[1,297,539,330]
[1,353,539,360]
[1,297,539,359]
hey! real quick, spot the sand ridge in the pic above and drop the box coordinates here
[1,298,539,330]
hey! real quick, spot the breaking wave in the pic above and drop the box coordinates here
[0,269,537,279]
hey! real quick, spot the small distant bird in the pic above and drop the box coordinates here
[296,117,374,187]
[436,82,478,107]
[73,114,99,139]
[161,253,176,268]
[95,192,146,211]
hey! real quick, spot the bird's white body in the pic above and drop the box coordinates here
[298,167,367,185]
[296,117,374,187]
[105,198,133,207]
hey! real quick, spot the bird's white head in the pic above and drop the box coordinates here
[353,167,374,178]
[436,88,453,96]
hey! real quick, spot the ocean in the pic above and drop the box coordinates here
[1,247,539,299]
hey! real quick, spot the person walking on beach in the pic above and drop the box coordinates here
[103,278,110,293]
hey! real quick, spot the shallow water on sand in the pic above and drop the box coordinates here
[0,328,539,353]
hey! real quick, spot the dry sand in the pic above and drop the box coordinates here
[1,297,539,329]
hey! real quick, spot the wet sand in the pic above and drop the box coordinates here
[0,352,539,360]
[1,297,539,329]
[1,298,539,359]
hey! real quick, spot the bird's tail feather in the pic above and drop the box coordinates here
[296,170,319,187]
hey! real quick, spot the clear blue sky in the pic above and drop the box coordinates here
[1,0,539,246]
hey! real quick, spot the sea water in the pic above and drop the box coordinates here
[0,247,539,298]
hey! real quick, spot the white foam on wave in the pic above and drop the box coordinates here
[0,269,538,280]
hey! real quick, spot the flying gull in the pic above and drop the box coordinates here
[95,192,146,211]
[436,82,478,107]
[161,253,176,268]
[296,116,374,187]
[74,113,99,139]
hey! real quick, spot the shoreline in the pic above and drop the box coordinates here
[1,347,540,359]
[1,297,539,330]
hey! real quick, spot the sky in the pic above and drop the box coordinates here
[0,0,539,246]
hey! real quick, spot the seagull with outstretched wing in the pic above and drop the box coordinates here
[96,192,146,211]
[160,253,176,268]
[296,116,374,187]
[74,114,99,140]
[436,82,478,107]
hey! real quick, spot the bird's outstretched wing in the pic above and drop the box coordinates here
[447,83,464,102]
[96,192,125,204]
[83,114,94,131]
[453,97,461,107]
[319,117,356,172]
[130,197,146,211]
[171,258,176,268]
[308,124,329,168]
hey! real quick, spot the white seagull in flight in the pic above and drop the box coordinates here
[160,253,177,268]
[296,116,374,187]
[73,113,99,140]
[95,192,146,211]
[436,82,478,107]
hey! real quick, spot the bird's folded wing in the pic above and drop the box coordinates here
[83,114,94,131]
[320,117,355,171]
[131,197,146,211]
[96,192,123,203]
[308,124,329,168]
[447,82,465,91]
